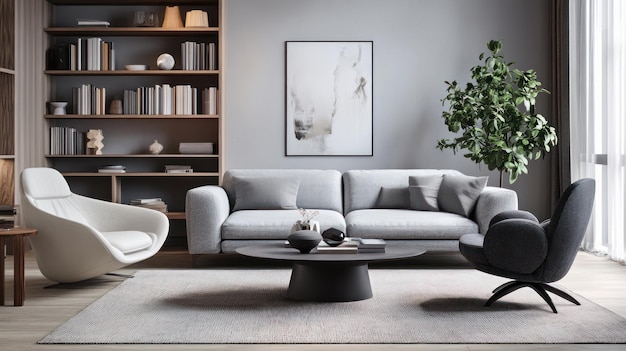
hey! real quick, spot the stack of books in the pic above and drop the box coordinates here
[315,240,359,254]
[98,165,126,173]
[49,127,85,155]
[0,205,16,229]
[165,165,193,173]
[351,238,386,253]
[313,238,386,254]
[181,41,217,70]
[130,198,167,213]
[123,84,201,115]
[72,84,107,115]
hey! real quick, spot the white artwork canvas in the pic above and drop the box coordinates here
[286,41,373,156]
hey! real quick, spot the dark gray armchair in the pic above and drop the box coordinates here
[459,178,595,313]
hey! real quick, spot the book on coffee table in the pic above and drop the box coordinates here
[347,238,386,253]
[314,240,359,254]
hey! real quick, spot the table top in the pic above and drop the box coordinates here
[236,244,425,263]
[0,228,38,237]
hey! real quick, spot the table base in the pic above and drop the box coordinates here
[288,262,372,302]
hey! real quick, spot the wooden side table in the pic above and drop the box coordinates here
[0,228,38,306]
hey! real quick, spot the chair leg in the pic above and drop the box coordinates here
[485,280,580,313]
[485,281,527,307]
[541,283,581,306]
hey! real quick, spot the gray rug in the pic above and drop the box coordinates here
[39,269,626,344]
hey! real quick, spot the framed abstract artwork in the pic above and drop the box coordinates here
[285,41,373,156]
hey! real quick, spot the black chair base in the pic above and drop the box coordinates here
[486,280,581,313]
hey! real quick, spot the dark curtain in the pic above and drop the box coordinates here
[550,0,571,211]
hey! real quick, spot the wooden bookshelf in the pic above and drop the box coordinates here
[0,0,14,206]
[45,0,223,249]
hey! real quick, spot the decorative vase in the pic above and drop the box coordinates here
[287,230,322,254]
[162,6,183,28]
[109,99,123,114]
[290,220,320,233]
[49,101,67,115]
[86,129,104,155]
[149,140,163,154]
[185,10,209,27]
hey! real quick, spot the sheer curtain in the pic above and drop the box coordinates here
[570,0,626,263]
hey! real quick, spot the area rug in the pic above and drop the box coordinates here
[39,269,626,344]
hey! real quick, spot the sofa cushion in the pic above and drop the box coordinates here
[223,169,343,213]
[375,187,410,209]
[345,209,478,240]
[232,176,299,211]
[438,174,488,217]
[408,174,443,211]
[343,169,464,214]
[101,230,153,254]
[222,209,346,240]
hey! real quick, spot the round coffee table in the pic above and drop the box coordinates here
[236,244,425,302]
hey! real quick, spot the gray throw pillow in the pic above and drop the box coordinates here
[408,174,443,211]
[232,176,300,211]
[437,174,488,217]
[376,187,410,209]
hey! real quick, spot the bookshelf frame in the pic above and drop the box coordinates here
[44,0,223,249]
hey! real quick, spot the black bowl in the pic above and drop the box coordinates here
[288,230,322,254]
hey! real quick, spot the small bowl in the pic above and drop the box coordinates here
[125,64,148,71]
[288,230,322,254]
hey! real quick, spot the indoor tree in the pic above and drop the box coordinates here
[438,40,558,186]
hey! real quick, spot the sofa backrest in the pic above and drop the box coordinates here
[342,169,464,214]
[222,169,343,213]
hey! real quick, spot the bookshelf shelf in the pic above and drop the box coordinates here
[45,114,219,119]
[62,172,220,177]
[45,70,219,76]
[44,27,219,37]
[45,0,223,250]
[47,154,218,158]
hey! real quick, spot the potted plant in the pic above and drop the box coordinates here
[438,39,558,186]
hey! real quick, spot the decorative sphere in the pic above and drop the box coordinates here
[156,53,175,70]
[322,227,345,247]
[287,230,322,254]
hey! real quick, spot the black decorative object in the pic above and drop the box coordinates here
[322,227,345,247]
[287,230,322,254]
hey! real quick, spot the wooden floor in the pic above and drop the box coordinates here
[1,250,625,350]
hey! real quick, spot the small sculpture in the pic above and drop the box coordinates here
[109,99,123,114]
[157,53,175,70]
[86,129,104,155]
[322,228,345,247]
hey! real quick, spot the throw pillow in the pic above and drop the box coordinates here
[437,174,488,217]
[408,174,443,211]
[232,176,300,211]
[375,186,410,209]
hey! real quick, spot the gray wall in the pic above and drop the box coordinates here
[224,0,554,219]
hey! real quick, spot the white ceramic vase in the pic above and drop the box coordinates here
[149,140,163,154]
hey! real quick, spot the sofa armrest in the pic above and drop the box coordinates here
[186,185,230,254]
[473,186,518,234]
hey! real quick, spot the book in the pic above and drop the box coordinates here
[166,169,193,174]
[98,165,126,173]
[130,198,162,205]
[315,240,359,254]
[98,169,126,173]
[77,19,111,26]
[356,238,386,249]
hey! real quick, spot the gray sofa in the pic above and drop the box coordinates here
[185,169,518,254]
